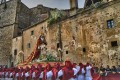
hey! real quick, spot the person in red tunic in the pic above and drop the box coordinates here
[13,67,19,80]
[42,63,53,80]
[72,63,77,68]
[77,63,85,80]
[5,68,8,78]
[35,64,43,79]
[58,61,78,80]
[8,67,13,78]
[1,68,5,78]
[25,66,30,80]
[32,65,41,80]
[18,67,24,80]
[0,68,2,78]
[29,65,36,80]
[52,63,61,80]
[85,63,93,80]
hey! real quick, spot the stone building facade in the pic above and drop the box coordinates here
[0,0,19,65]
[0,0,58,65]
[12,0,120,67]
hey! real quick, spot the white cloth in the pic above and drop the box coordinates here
[69,78,77,80]
[73,68,78,76]
[46,71,53,80]
[32,72,36,78]
[21,72,23,77]
[85,66,92,80]
[5,72,8,77]
[78,68,85,80]
[10,73,13,77]
[39,72,43,78]
[2,72,4,76]
[72,68,78,80]
[38,71,53,80]
[58,70,63,78]
[58,68,78,80]
[85,77,92,80]
[16,73,19,77]
[25,72,29,77]
[76,66,80,71]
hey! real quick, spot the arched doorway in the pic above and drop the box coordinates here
[17,51,24,64]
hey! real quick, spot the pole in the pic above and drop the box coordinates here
[58,17,63,61]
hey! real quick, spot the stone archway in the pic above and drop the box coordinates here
[17,51,24,64]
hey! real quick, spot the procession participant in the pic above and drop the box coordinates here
[8,68,13,78]
[31,64,43,80]
[12,67,18,80]
[9,68,14,78]
[58,61,78,80]
[1,68,5,78]
[0,68,2,78]
[42,63,53,80]
[36,64,43,79]
[15,68,20,80]
[77,63,85,80]
[52,63,61,80]
[28,65,36,80]
[85,63,93,80]
[116,65,120,73]
[105,65,111,75]
[21,66,29,80]
[18,67,24,80]
[7,68,11,78]
[32,66,39,80]
[72,63,79,80]
[25,66,30,80]
[5,68,8,78]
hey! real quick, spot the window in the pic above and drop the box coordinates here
[57,43,60,48]
[14,49,17,55]
[31,30,34,35]
[111,41,118,47]
[107,19,114,28]
[83,48,86,52]
[72,36,75,40]
[66,51,68,54]
[28,43,31,48]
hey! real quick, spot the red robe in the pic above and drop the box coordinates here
[62,61,74,80]
[52,63,61,80]
[43,63,52,80]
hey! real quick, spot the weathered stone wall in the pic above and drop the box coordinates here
[0,0,51,66]
[17,2,30,29]
[0,25,15,65]
[74,0,120,67]
[23,21,48,60]
[11,0,120,67]
[48,18,85,64]
[0,0,17,27]
[12,36,23,66]
[0,0,31,65]
[0,0,18,65]
[30,5,50,25]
